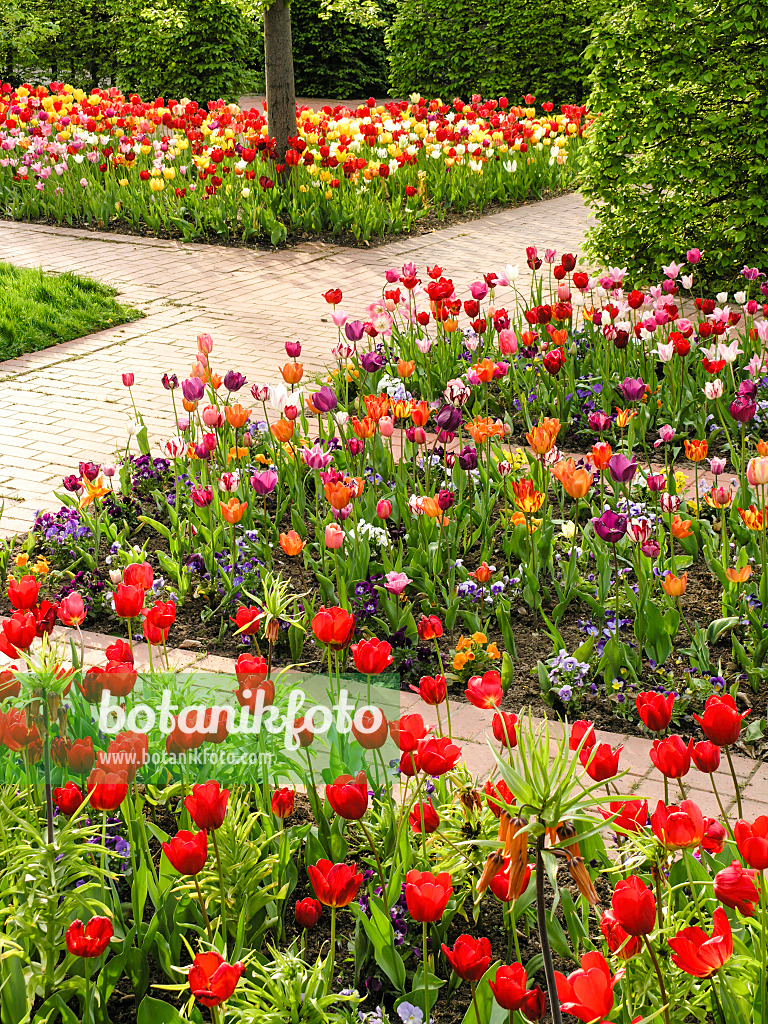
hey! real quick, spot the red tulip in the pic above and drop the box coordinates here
[2,708,39,750]
[123,561,154,591]
[58,591,86,626]
[405,868,453,921]
[67,737,95,773]
[489,857,532,903]
[668,907,733,977]
[326,771,368,820]
[98,730,147,782]
[399,751,418,777]
[113,583,144,619]
[600,909,642,959]
[714,861,760,916]
[1,611,37,654]
[185,781,229,831]
[351,708,388,748]
[579,741,622,782]
[693,694,748,746]
[611,875,656,936]
[489,962,528,1010]
[232,605,260,636]
[555,951,620,1023]
[601,799,648,833]
[295,897,322,929]
[7,574,40,611]
[703,817,727,854]
[409,674,447,705]
[492,710,518,748]
[162,829,208,875]
[734,815,768,869]
[352,637,392,675]
[389,713,431,752]
[442,934,492,981]
[636,691,674,732]
[271,787,295,819]
[86,768,128,810]
[519,986,547,1021]
[308,859,363,907]
[569,720,596,751]
[188,951,244,1008]
[409,801,440,834]
[484,777,514,818]
[691,740,721,773]
[465,670,503,709]
[311,606,355,650]
[66,917,114,958]
[0,669,19,701]
[106,638,133,665]
[416,615,443,640]
[34,600,58,637]
[54,781,84,817]
[650,799,705,850]
[649,734,693,779]
[416,735,462,776]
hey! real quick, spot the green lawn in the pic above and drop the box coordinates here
[0,262,143,361]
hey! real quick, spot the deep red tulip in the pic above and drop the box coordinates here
[490,962,529,1010]
[734,816,768,869]
[1,611,37,654]
[651,799,705,850]
[295,897,322,929]
[123,561,154,591]
[400,751,418,777]
[579,741,622,782]
[54,781,84,817]
[693,694,749,746]
[409,801,440,834]
[519,986,547,1021]
[668,907,733,977]
[703,817,727,854]
[492,710,518,748]
[86,768,128,810]
[484,777,514,818]
[650,734,693,779]
[66,917,114,958]
[326,771,368,820]
[34,600,58,637]
[569,720,596,751]
[389,712,431,752]
[58,591,86,626]
[600,909,642,960]
[612,875,656,936]
[311,606,355,650]
[409,674,447,705]
[416,735,462,776]
[67,737,95,773]
[465,670,503,709]
[351,708,388,749]
[555,952,620,1023]
[692,740,721,773]
[7,574,40,611]
[405,868,453,921]
[271,787,295,819]
[113,583,144,619]
[636,691,675,732]
[714,861,760,916]
[442,934,492,981]
[185,781,229,831]
[352,637,392,675]
[162,829,208,875]
[308,859,363,907]
[417,615,443,640]
[188,951,244,1007]
[601,799,648,833]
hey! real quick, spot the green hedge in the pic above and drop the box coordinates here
[581,0,768,285]
[387,0,596,106]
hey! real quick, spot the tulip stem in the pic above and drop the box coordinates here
[536,832,563,1024]
[357,818,386,895]
[642,934,671,1024]
[422,920,430,1022]
[708,773,734,839]
[470,981,482,1024]
[194,876,213,942]
[708,972,726,1024]
[326,905,337,995]
[211,829,229,948]
[724,746,743,819]
[100,810,108,907]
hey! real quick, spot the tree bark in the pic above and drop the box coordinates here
[263,0,298,168]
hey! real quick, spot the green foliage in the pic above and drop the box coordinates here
[387,0,596,106]
[581,0,768,286]
[0,262,143,360]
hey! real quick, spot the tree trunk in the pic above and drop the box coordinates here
[263,0,298,168]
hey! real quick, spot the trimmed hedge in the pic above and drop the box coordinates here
[387,0,596,106]
[581,0,768,285]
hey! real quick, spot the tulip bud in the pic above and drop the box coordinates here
[376,499,392,520]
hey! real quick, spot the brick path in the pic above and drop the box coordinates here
[0,193,588,536]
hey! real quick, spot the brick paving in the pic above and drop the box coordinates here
[0,193,588,535]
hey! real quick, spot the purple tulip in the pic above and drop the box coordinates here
[162,373,179,390]
[436,404,462,432]
[251,468,278,494]
[223,370,247,392]
[360,351,384,373]
[62,475,81,492]
[79,461,100,482]
[344,321,365,343]
[607,454,638,483]
[458,446,478,471]
[592,509,628,544]
[311,386,338,413]
[641,540,660,559]
[182,377,205,402]
[589,411,612,432]
[730,397,756,423]
[193,444,211,461]
[738,378,757,400]
[646,473,667,492]
[619,377,648,403]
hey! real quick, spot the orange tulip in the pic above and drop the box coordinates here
[443,319,458,333]
[757,440,768,457]
[305,394,320,415]
[344,476,365,498]
[420,496,449,524]
[409,401,429,427]
[670,515,693,539]
[549,328,568,346]
[351,416,376,439]
[552,459,592,500]
[279,531,305,556]
[738,505,766,531]
[511,478,545,514]
[397,360,415,378]
[220,498,247,524]
[614,408,637,429]
[472,358,496,383]
[526,418,560,455]
[226,404,251,428]
[324,480,353,509]
[471,562,493,583]
[271,418,294,442]
[364,394,390,421]
[281,362,304,385]
[208,373,222,390]
[725,565,752,583]
[705,485,733,509]
[591,442,612,471]
[182,398,198,412]
[466,416,505,444]
[684,439,708,463]
[662,572,687,597]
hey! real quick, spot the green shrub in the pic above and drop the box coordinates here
[581,0,768,286]
[387,0,596,106]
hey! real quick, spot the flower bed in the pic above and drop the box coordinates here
[0,84,587,245]
[0,245,768,1023]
